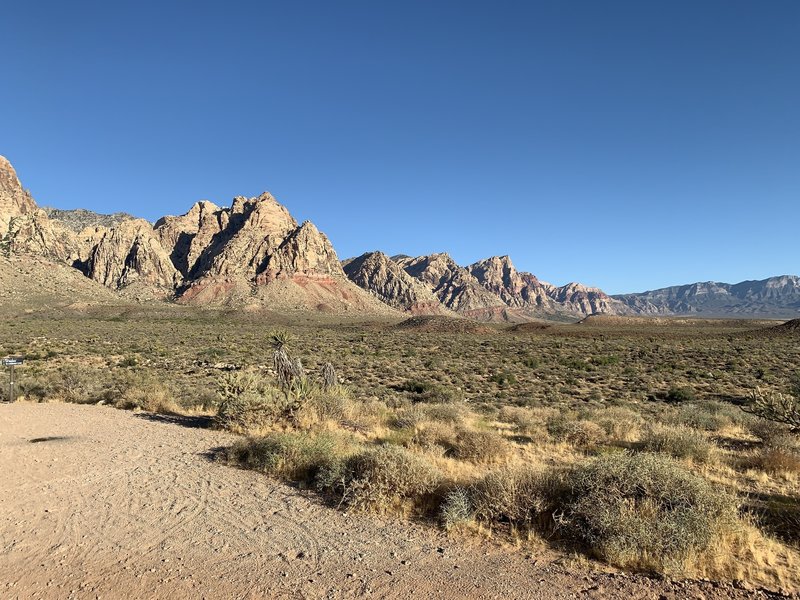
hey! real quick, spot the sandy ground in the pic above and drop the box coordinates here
[0,402,791,600]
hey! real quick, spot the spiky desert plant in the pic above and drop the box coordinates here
[269,329,293,351]
[273,347,295,388]
[320,362,337,390]
[743,387,800,433]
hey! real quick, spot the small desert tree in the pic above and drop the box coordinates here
[743,387,800,433]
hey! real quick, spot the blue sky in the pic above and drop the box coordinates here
[1,1,798,294]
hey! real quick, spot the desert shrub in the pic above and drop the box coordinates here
[558,452,738,572]
[669,404,729,432]
[317,444,441,514]
[420,402,466,424]
[411,422,456,455]
[401,379,463,403]
[216,371,289,433]
[546,415,606,447]
[224,432,340,481]
[488,370,517,387]
[588,407,643,442]
[18,373,56,402]
[451,428,510,463]
[440,488,474,530]
[31,365,107,404]
[469,466,562,529]
[497,406,539,434]
[111,372,180,415]
[640,425,714,464]
[302,384,353,424]
[748,419,798,452]
[389,406,425,430]
[665,386,696,404]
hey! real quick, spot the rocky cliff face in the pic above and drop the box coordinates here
[614,276,800,318]
[396,253,508,315]
[468,256,554,310]
[0,156,37,231]
[342,251,450,314]
[0,156,397,313]
[80,219,181,294]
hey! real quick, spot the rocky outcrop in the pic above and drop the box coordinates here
[0,156,37,231]
[80,219,181,295]
[260,221,342,282]
[397,253,507,315]
[43,207,135,233]
[155,200,225,278]
[614,276,800,318]
[546,281,627,316]
[468,256,555,310]
[342,251,450,314]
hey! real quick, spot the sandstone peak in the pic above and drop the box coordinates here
[342,251,450,315]
[0,155,38,230]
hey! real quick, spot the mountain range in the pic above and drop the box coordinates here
[1,155,797,320]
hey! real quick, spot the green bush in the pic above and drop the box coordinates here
[558,452,737,571]
[665,386,696,403]
[216,371,289,432]
[223,432,339,481]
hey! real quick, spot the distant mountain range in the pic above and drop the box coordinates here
[613,276,800,318]
[1,155,797,320]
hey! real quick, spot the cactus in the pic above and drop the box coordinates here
[744,387,800,433]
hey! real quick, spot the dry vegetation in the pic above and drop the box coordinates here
[2,305,799,592]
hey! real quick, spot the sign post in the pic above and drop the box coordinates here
[2,357,23,403]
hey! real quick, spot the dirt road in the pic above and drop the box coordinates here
[0,403,787,599]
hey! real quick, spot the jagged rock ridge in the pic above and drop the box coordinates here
[342,252,450,315]
[0,156,395,314]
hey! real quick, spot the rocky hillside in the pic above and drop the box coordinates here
[342,252,451,315]
[614,276,800,318]
[43,207,135,232]
[0,156,396,315]
[343,253,629,321]
[4,155,798,320]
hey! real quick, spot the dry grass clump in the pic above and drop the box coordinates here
[640,425,715,464]
[586,407,643,442]
[451,428,511,463]
[497,406,540,434]
[747,446,800,476]
[318,444,442,514]
[468,466,560,530]
[546,414,606,448]
[556,452,738,574]
[110,372,181,415]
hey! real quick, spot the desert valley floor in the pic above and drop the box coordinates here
[0,402,786,600]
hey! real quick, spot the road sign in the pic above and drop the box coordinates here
[3,357,23,403]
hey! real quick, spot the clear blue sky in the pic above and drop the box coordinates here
[1,1,798,294]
